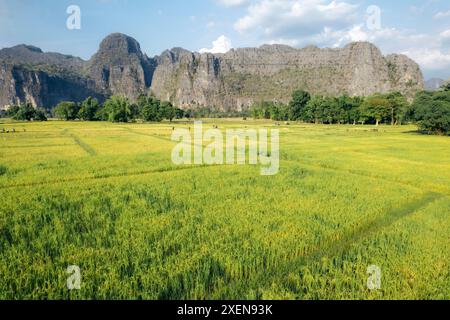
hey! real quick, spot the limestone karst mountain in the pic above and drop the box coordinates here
[86,33,156,100]
[0,33,424,111]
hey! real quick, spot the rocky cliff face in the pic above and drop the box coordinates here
[0,33,424,111]
[87,33,156,100]
[151,42,424,110]
[0,44,104,109]
[0,62,103,109]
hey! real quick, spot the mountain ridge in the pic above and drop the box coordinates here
[0,33,424,110]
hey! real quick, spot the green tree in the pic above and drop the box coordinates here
[129,103,140,120]
[54,101,80,120]
[253,100,271,119]
[305,96,325,124]
[104,95,132,123]
[410,91,450,135]
[139,95,162,122]
[95,104,108,121]
[385,92,408,125]
[322,97,337,124]
[361,95,390,126]
[13,103,36,121]
[34,108,48,121]
[251,104,261,119]
[161,101,176,121]
[333,95,347,124]
[289,90,311,121]
[175,108,185,119]
[6,105,20,118]
[347,96,364,125]
[184,109,194,119]
[78,97,100,121]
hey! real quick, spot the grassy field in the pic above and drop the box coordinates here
[0,119,449,300]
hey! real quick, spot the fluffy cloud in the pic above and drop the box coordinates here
[199,35,233,54]
[235,0,358,40]
[401,29,450,72]
[403,48,450,71]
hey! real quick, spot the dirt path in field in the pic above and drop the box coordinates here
[70,134,97,156]
[61,128,97,156]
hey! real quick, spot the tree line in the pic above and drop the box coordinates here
[2,103,48,121]
[1,86,449,135]
[251,91,408,126]
[53,95,184,122]
[251,86,450,135]
[1,95,185,123]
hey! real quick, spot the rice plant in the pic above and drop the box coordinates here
[0,120,449,299]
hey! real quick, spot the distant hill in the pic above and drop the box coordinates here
[425,78,446,91]
[0,33,424,110]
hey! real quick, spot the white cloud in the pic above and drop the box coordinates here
[400,29,450,72]
[199,35,233,54]
[228,0,450,78]
[403,48,450,71]
[440,29,450,40]
[433,10,450,20]
[234,0,358,39]
[217,0,250,7]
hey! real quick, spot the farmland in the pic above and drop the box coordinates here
[0,119,449,299]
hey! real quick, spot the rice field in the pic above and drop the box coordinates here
[0,119,449,300]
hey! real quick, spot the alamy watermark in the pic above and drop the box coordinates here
[66,5,81,30]
[366,5,381,31]
[367,265,381,290]
[67,265,81,290]
[171,122,279,176]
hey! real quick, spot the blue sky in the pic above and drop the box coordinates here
[1,0,450,79]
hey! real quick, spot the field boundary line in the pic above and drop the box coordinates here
[62,128,97,156]
[0,164,226,190]
[265,192,446,285]
[121,126,173,143]
[0,144,73,149]
[121,126,214,148]
[283,159,450,196]
[70,134,97,156]
[303,192,444,263]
